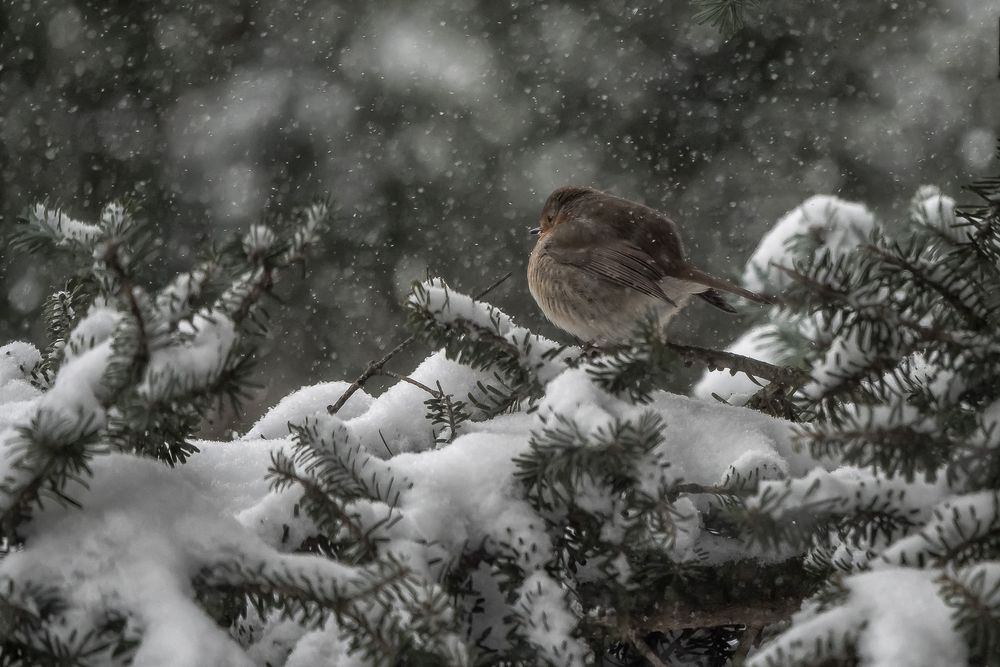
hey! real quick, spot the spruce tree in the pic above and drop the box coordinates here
[3,149,1000,665]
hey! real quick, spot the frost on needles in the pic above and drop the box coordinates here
[4,157,1000,666]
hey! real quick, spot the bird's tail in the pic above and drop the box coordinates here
[678,266,778,306]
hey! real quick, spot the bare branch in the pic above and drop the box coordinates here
[378,371,438,397]
[665,341,809,388]
[327,272,512,415]
[594,594,802,638]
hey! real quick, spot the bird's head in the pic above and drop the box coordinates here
[530,186,595,237]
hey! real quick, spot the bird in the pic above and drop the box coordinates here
[527,186,774,345]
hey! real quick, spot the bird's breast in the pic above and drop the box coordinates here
[529,248,676,343]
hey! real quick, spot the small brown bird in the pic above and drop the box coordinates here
[527,186,773,345]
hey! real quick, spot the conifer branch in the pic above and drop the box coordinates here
[867,243,990,331]
[691,0,760,36]
[596,595,803,637]
[0,411,102,541]
[938,566,1000,663]
[665,341,810,387]
[268,462,380,560]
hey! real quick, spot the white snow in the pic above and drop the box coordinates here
[0,342,41,406]
[29,203,102,247]
[244,381,374,439]
[411,278,574,385]
[282,622,355,667]
[912,185,964,242]
[878,491,1000,569]
[3,454,267,667]
[0,285,821,663]
[386,430,550,571]
[156,268,212,324]
[515,571,590,665]
[748,466,949,526]
[139,310,237,400]
[64,303,121,358]
[749,568,967,667]
[41,340,114,423]
[742,195,876,293]
[329,350,491,455]
[0,343,44,490]
[0,452,401,667]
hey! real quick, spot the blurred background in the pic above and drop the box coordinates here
[1,0,997,427]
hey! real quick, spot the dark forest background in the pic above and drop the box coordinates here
[1,0,996,428]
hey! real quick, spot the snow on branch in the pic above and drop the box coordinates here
[726,171,1000,664]
[748,569,966,666]
[1,244,829,662]
[10,172,1000,664]
[1,198,330,542]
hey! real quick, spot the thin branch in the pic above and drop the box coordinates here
[651,596,801,630]
[327,272,512,415]
[377,371,438,396]
[593,595,802,637]
[472,271,514,302]
[328,337,417,415]
[665,341,810,387]
[672,482,733,496]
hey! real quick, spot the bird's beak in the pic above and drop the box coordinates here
[529,227,540,236]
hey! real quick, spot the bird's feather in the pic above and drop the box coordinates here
[544,241,677,306]
[697,288,738,313]
[539,187,777,309]
[675,266,776,305]
[552,191,688,276]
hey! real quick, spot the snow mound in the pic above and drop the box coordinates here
[749,568,966,667]
[0,289,816,662]
[743,195,875,293]
[244,381,374,439]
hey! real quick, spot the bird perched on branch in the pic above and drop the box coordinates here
[527,186,774,345]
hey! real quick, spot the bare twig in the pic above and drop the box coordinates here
[327,272,512,415]
[327,337,416,415]
[471,271,514,302]
[378,371,438,397]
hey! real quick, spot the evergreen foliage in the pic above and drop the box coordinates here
[5,152,1000,665]
[691,0,761,36]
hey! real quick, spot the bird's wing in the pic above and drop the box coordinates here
[676,266,777,305]
[563,192,688,276]
[697,288,738,313]
[545,241,676,305]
